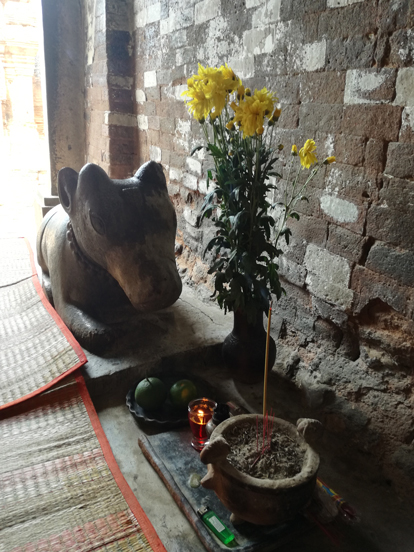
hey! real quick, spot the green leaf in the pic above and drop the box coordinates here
[289,212,300,220]
[214,272,227,292]
[208,143,224,158]
[208,258,226,274]
[191,145,204,156]
[267,172,282,178]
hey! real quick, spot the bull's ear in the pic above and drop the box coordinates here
[58,167,78,215]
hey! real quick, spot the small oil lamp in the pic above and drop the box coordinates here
[188,398,216,451]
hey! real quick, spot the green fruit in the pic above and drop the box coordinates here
[169,379,198,409]
[135,377,167,410]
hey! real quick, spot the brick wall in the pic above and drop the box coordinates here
[127,0,414,492]
[85,0,137,179]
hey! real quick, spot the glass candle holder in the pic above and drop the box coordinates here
[188,398,216,451]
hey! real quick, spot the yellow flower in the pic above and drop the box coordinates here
[291,145,298,156]
[230,87,277,138]
[256,126,264,135]
[226,120,235,130]
[253,88,276,118]
[324,156,336,165]
[182,63,239,121]
[181,74,213,120]
[299,139,318,168]
[272,107,282,120]
[245,88,251,96]
[237,85,245,100]
[278,144,284,150]
[219,63,241,92]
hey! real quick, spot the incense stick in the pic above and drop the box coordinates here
[263,301,273,417]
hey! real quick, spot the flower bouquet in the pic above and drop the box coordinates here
[182,63,335,381]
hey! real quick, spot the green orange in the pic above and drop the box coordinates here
[169,379,198,409]
[135,377,167,410]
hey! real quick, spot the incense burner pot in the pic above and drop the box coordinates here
[200,414,320,526]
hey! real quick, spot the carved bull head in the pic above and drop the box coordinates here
[57,161,182,312]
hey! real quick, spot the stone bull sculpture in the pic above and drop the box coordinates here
[37,161,182,353]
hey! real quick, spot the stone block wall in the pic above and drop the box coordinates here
[84,0,414,494]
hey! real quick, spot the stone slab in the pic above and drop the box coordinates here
[83,285,234,399]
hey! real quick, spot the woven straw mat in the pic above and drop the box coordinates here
[0,237,35,287]
[0,239,86,408]
[0,377,159,552]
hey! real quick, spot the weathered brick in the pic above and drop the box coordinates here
[385,143,414,180]
[109,138,136,156]
[221,0,250,35]
[300,71,345,105]
[394,68,414,108]
[299,104,343,133]
[366,242,414,288]
[107,165,133,180]
[326,224,367,263]
[156,99,187,118]
[255,50,287,78]
[312,296,349,329]
[304,244,354,310]
[389,29,414,67]
[147,115,160,130]
[109,88,133,113]
[281,236,307,265]
[324,164,379,203]
[176,47,194,68]
[378,0,414,33]
[326,36,376,71]
[104,151,138,166]
[365,139,386,175]
[278,257,307,287]
[278,105,299,129]
[159,130,172,150]
[293,183,322,218]
[334,134,365,166]
[320,193,367,234]
[399,108,414,144]
[287,214,328,247]
[351,265,414,316]
[299,40,327,73]
[319,1,377,39]
[108,125,137,141]
[169,152,186,169]
[149,144,162,162]
[366,204,414,251]
[160,117,175,134]
[379,176,414,213]
[146,128,160,145]
[280,0,326,20]
[137,114,148,130]
[107,31,133,77]
[145,86,161,101]
[344,68,397,105]
[139,101,156,116]
[195,0,220,25]
[107,0,130,27]
[268,75,300,105]
[342,105,402,141]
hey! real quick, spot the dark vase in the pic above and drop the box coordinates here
[222,309,276,384]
